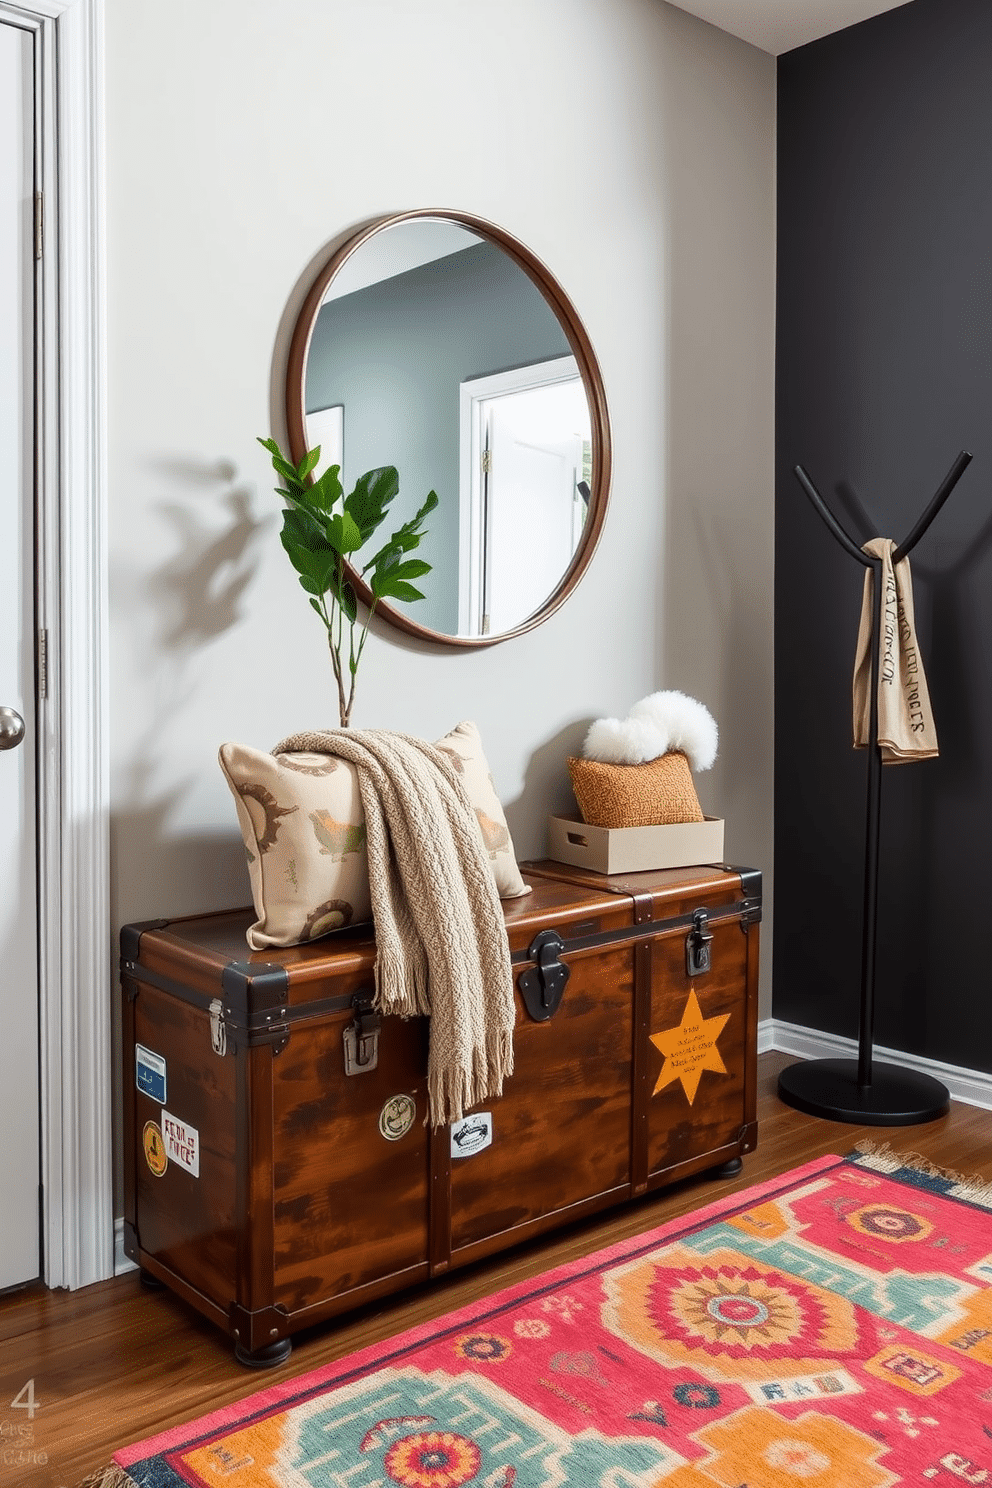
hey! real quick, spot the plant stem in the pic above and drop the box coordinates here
[328,628,348,728]
[352,609,374,684]
[316,583,348,730]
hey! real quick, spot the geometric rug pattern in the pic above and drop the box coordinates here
[110,1149,992,1487]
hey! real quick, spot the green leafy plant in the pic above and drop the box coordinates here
[259,437,438,727]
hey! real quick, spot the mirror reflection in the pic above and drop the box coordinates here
[295,216,603,641]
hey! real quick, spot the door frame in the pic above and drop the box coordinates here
[0,0,110,1289]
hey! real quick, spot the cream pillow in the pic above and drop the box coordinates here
[219,721,528,950]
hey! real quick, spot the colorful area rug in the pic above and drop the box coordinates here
[98,1148,992,1487]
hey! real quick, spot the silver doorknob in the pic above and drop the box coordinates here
[0,708,25,750]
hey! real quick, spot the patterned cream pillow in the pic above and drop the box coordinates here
[219,721,528,950]
[432,721,529,901]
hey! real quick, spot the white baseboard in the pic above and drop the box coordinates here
[759,1017,992,1111]
[114,1218,137,1276]
[757,1018,778,1056]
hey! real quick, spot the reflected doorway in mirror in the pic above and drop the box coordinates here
[458,357,591,637]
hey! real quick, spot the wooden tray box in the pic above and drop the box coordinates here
[548,815,726,874]
[120,860,760,1366]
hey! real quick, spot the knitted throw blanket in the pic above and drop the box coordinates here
[272,728,515,1126]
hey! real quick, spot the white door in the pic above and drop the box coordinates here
[485,387,585,634]
[0,18,41,1289]
[458,358,590,636]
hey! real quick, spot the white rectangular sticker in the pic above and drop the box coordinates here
[160,1110,199,1177]
[451,1112,493,1158]
[135,1044,167,1104]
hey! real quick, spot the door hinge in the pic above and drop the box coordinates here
[34,193,43,261]
[37,630,48,699]
[481,448,492,474]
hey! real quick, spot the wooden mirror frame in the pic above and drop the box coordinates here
[285,209,612,647]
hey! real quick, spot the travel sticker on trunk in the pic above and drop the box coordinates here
[650,990,730,1104]
[379,1095,416,1141]
[160,1110,200,1177]
[451,1113,493,1158]
[142,1121,168,1177]
[135,1044,167,1104]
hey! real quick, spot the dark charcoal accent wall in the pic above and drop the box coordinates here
[775,0,992,1072]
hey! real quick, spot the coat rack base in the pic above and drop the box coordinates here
[777,1057,950,1126]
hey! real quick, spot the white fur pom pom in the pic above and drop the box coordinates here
[628,690,718,772]
[582,714,668,765]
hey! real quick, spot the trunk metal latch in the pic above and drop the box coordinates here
[686,909,714,977]
[519,930,570,1021]
[208,998,227,1057]
[344,988,381,1075]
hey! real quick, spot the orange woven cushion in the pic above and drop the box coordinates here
[567,750,704,829]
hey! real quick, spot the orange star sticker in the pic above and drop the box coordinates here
[650,989,730,1104]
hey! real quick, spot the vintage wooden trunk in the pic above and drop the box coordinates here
[121,860,760,1366]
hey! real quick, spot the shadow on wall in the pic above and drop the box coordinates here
[110,457,272,930]
[110,785,252,926]
[503,719,593,861]
[662,501,767,839]
[148,456,276,651]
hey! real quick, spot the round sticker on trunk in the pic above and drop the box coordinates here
[379,1094,416,1141]
[143,1121,168,1176]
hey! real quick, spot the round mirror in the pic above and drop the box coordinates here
[285,210,611,646]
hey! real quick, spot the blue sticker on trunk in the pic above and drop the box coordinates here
[136,1044,167,1104]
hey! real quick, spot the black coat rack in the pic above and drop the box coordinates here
[777,450,972,1125]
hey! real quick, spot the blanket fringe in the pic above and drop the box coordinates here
[853,1140,992,1207]
[72,1468,139,1488]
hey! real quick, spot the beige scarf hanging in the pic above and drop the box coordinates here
[852,537,938,763]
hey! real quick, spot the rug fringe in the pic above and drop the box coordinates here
[853,1140,992,1207]
[72,1468,139,1488]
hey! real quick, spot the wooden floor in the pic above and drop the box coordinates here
[3,1050,990,1487]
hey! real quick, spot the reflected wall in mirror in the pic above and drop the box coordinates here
[285,210,612,646]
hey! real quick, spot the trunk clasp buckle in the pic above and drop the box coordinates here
[344,988,381,1075]
[686,909,714,977]
[519,930,569,1021]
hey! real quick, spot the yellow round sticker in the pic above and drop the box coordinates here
[143,1120,168,1177]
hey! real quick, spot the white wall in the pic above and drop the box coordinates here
[105,1,775,1003]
